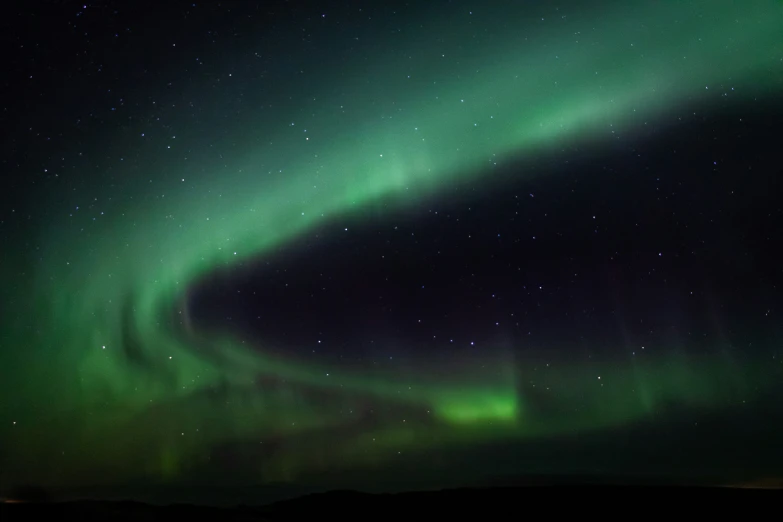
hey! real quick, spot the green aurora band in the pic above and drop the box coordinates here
[1,1,782,486]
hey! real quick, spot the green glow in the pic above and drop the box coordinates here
[436,392,519,424]
[1,0,782,488]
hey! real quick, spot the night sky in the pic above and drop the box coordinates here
[1,0,782,504]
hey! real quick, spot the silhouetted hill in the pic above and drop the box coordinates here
[2,484,780,520]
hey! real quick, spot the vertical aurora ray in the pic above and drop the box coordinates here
[1,0,782,487]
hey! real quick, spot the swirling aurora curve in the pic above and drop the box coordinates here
[1,0,782,486]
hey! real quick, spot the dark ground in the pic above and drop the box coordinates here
[2,484,780,521]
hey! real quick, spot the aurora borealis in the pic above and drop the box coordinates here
[1,0,782,502]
